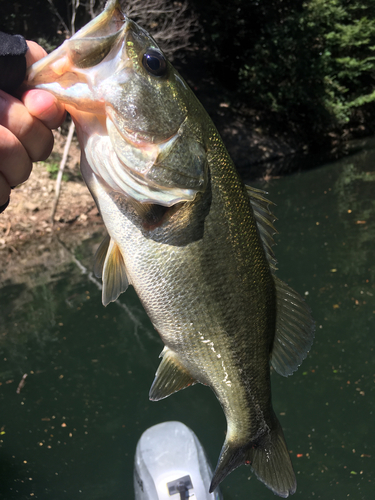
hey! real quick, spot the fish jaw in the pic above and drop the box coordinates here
[25,1,127,113]
[25,0,188,144]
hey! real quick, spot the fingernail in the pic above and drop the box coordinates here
[0,198,10,214]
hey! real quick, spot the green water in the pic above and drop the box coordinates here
[1,139,375,499]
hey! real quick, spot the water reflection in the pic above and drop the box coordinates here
[1,139,375,499]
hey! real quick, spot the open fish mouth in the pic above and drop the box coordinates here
[26,0,207,207]
[27,0,126,87]
[25,3,128,113]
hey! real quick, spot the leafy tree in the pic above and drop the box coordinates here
[307,0,375,126]
[192,0,375,133]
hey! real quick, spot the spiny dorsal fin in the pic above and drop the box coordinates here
[271,276,315,377]
[246,184,278,270]
[149,347,196,401]
[93,233,110,279]
[101,237,129,306]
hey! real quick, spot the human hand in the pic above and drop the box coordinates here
[0,40,66,212]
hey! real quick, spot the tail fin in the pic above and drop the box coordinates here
[210,415,296,498]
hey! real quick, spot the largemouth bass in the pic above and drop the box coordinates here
[27,1,314,496]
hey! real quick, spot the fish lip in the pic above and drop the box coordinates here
[107,117,194,186]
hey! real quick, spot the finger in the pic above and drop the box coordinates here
[0,171,11,207]
[0,124,32,189]
[22,89,66,130]
[25,41,47,67]
[23,41,66,129]
[0,89,54,161]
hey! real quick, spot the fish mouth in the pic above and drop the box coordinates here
[25,0,129,104]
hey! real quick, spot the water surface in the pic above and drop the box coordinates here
[1,140,374,499]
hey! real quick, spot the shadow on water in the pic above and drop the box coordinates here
[1,138,375,499]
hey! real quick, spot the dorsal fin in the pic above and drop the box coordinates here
[149,347,197,401]
[100,237,129,306]
[93,233,110,279]
[246,184,278,270]
[271,277,315,377]
[246,184,315,376]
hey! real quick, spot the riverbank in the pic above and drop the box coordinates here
[0,129,103,251]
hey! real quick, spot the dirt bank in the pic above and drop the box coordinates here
[0,130,104,252]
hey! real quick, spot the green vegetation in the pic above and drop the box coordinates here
[45,161,69,181]
[193,0,375,134]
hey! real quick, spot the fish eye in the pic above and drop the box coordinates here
[142,49,167,77]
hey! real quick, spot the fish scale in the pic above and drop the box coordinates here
[26,1,314,497]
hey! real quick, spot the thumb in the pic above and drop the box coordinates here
[22,88,66,129]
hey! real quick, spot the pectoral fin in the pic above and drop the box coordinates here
[271,277,315,377]
[94,235,129,306]
[149,347,196,401]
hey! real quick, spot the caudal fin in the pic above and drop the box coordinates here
[210,415,296,498]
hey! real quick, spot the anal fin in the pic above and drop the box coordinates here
[149,347,196,401]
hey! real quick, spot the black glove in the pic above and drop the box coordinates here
[0,31,28,93]
[0,32,28,213]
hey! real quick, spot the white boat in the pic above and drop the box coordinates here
[134,421,223,499]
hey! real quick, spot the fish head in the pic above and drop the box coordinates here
[26,0,208,206]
